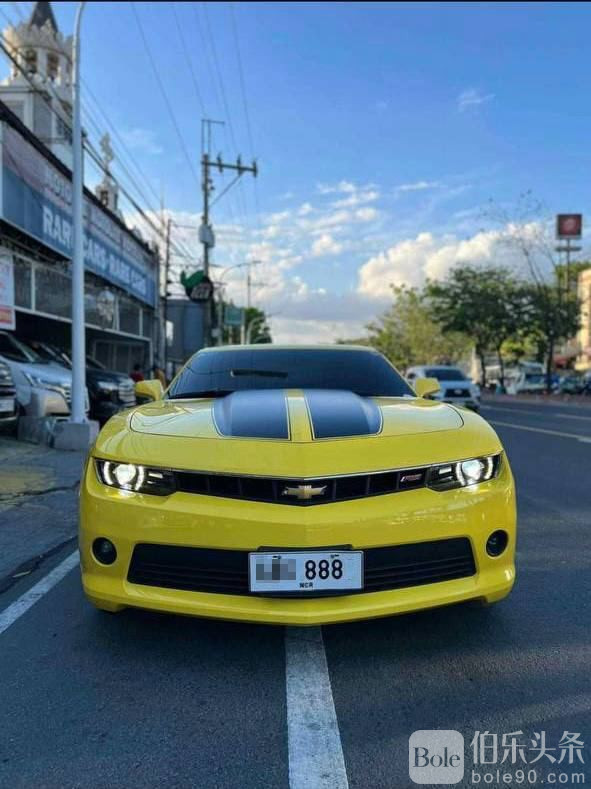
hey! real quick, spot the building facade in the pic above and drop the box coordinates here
[576,267,591,372]
[0,3,160,374]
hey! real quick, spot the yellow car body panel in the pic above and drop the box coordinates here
[80,382,516,625]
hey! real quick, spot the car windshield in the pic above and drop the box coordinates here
[424,367,468,381]
[526,374,544,383]
[0,333,43,364]
[168,349,414,398]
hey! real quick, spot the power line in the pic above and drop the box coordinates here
[172,2,206,117]
[228,1,262,236]
[201,2,238,154]
[0,12,198,267]
[229,2,254,157]
[131,2,200,189]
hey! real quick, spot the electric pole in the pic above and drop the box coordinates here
[199,120,258,347]
[163,217,171,375]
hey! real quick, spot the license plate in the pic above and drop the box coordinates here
[0,398,14,413]
[249,550,363,593]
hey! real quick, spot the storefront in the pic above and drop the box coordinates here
[0,101,159,375]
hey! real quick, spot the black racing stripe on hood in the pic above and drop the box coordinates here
[213,390,289,439]
[304,389,382,439]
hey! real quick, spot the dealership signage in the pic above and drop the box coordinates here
[556,214,583,240]
[0,124,157,307]
[0,251,14,330]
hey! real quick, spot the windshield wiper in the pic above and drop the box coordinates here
[168,389,234,399]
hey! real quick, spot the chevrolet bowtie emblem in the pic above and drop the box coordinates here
[282,484,327,500]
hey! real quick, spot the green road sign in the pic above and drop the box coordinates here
[224,304,244,327]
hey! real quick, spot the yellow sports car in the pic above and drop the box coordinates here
[79,345,516,625]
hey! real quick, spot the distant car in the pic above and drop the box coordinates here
[557,375,585,395]
[25,341,135,424]
[80,345,515,624]
[0,357,17,431]
[406,365,480,411]
[0,331,86,418]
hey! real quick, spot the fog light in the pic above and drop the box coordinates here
[92,538,117,565]
[486,530,508,557]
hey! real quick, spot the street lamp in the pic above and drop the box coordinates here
[70,1,87,424]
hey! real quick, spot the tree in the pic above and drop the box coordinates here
[427,265,525,388]
[364,284,471,371]
[243,307,272,344]
[484,195,584,389]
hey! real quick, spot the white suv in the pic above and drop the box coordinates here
[0,331,88,418]
[406,365,480,411]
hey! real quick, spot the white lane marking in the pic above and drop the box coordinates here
[0,550,79,637]
[489,420,591,443]
[286,626,349,789]
[483,404,591,421]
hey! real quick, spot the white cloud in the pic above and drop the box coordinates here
[457,88,495,112]
[334,189,380,208]
[270,317,366,344]
[119,127,163,155]
[316,180,357,195]
[298,202,313,216]
[355,206,379,222]
[311,233,343,257]
[266,210,290,224]
[357,226,532,300]
[396,180,441,192]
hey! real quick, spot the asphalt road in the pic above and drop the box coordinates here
[0,399,589,789]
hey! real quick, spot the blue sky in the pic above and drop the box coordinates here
[2,2,591,341]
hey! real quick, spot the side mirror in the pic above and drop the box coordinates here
[134,379,164,403]
[414,377,440,398]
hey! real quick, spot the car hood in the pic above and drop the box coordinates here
[7,360,72,385]
[94,390,502,478]
[129,390,464,440]
[86,369,130,384]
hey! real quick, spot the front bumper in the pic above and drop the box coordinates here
[79,458,516,625]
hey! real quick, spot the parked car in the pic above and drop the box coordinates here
[0,357,18,431]
[557,374,585,395]
[24,341,136,424]
[406,365,480,411]
[0,331,87,418]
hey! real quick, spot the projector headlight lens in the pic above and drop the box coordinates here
[95,460,175,496]
[428,454,500,490]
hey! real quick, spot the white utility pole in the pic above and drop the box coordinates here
[70,1,87,423]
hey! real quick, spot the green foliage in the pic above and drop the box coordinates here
[244,307,272,344]
[427,266,526,385]
[364,284,471,371]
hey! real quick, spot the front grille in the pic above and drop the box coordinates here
[127,538,476,597]
[175,466,429,506]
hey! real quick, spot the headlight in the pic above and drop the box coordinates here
[94,379,118,393]
[94,459,176,496]
[427,454,501,491]
[24,372,65,392]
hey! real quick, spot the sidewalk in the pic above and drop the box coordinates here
[0,436,86,590]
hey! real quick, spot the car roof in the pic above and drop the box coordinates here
[197,344,379,353]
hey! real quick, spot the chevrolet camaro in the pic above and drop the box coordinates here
[79,345,516,625]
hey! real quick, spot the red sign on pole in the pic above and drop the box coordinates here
[556,214,582,240]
